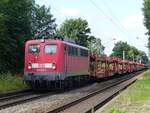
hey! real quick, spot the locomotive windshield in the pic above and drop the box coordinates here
[45,44,57,54]
[28,44,40,53]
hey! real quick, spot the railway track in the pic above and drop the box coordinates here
[0,89,35,110]
[0,88,31,98]
[47,71,143,113]
[0,71,144,112]
[0,84,86,110]
[0,89,57,110]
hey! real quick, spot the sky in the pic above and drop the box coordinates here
[36,0,148,56]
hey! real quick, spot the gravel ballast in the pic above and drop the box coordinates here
[0,83,101,113]
[0,75,133,113]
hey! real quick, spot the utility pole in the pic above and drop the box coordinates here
[123,50,125,61]
[139,56,142,64]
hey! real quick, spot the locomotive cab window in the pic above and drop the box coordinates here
[45,44,57,54]
[68,46,78,56]
[28,44,40,53]
[80,49,88,57]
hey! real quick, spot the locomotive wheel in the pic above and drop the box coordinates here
[65,78,73,89]
[52,80,66,90]
[69,78,73,88]
[58,80,65,89]
[77,76,81,87]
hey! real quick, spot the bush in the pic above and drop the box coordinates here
[0,73,27,92]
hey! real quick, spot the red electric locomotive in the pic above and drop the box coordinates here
[24,38,146,89]
[24,39,89,88]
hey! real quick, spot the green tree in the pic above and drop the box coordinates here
[0,13,17,72]
[0,0,32,73]
[31,5,56,35]
[137,50,148,64]
[6,0,33,72]
[111,41,130,58]
[58,18,91,47]
[128,46,139,60]
[0,0,56,73]
[88,36,105,55]
[143,0,150,54]
[111,41,148,62]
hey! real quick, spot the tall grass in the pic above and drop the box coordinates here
[104,70,150,113]
[0,73,27,92]
[106,107,125,113]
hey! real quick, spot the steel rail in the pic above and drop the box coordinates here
[0,92,55,110]
[0,88,32,98]
[87,81,136,113]
[0,91,34,102]
[86,71,143,113]
[47,71,143,113]
[0,71,144,111]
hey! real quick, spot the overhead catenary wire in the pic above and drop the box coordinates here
[50,0,139,39]
[101,0,130,34]
[88,0,131,38]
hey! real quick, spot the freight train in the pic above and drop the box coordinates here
[24,38,146,89]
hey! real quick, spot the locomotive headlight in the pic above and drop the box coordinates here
[28,65,32,70]
[52,63,56,70]
[41,39,45,43]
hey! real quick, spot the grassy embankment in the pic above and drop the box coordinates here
[0,73,27,93]
[102,70,150,113]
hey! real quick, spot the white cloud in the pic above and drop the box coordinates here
[59,7,81,17]
[122,14,148,55]
[101,14,148,55]
[123,14,146,32]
